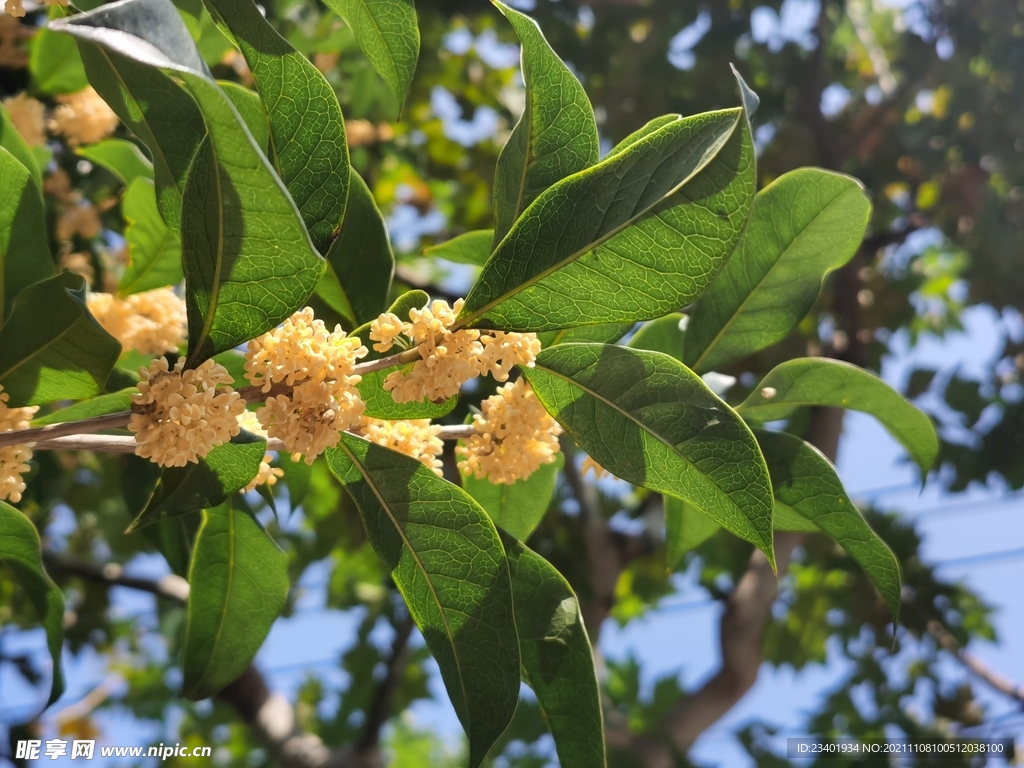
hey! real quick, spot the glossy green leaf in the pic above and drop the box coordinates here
[324,168,394,325]
[76,41,205,234]
[522,343,774,566]
[628,313,686,362]
[31,10,89,95]
[738,358,938,473]
[536,323,633,348]
[313,263,357,325]
[77,139,154,186]
[753,428,901,619]
[218,80,270,153]
[323,0,419,112]
[0,104,43,190]
[0,147,52,322]
[0,272,121,408]
[119,177,184,295]
[31,388,135,426]
[685,169,871,373]
[605,114,681,159]
[126,434,266,532]
[491,0,599,245]
[459,103,754,331]
[122,454,199,578]
[325,434,520,767]
[182,500,288,699]
[52,0,327,362]
[358,370,458,420]
[205,0,350,255]
[664,496,720,568]
[502,533,606,768]
[0,502,66,707]
[462,452,563,542]
[425,229,493,266]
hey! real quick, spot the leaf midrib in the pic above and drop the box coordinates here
[457,112,740,329]
[186,141,225,365]
[339,438,472,728]
[690,185,855,371]
[535,355,766,540]
[189,504,236,696]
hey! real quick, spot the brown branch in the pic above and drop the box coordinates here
[927,621,1024,704]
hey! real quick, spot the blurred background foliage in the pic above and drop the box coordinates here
[1,0,1024,765]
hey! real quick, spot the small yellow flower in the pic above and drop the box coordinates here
[129,358,245,467]
[0,386,37,503]
[2,93,45,145]
[476,331,542,382]
[3,0,25,19]
[50,87,119,146]
[357,416,444,476]
[581,456,612,480]
[87,288,187,356]
[245,308,367,463]
[457,378,562,484]
[368,312,410,353]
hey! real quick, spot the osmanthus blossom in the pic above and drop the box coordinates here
[0,387,37,503]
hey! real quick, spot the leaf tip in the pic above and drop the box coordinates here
[730,63,759,117]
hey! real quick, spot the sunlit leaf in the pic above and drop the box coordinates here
[119,177,183,295]
[462,452,563,542]
[0,147,52,322]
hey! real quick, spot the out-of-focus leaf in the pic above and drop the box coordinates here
[491,0,598,245]
[753,428,901,619]
[664,496,720,568]
[0,105,43,189]
[0,147,52,322]
[462,452,563,542]
[77,139,154,185]
[31,9,89,95]
[119,177,183,295]
[685,169,870,373]
[0,272,121,407]
[738,358,938,473]
[0,501,65,706]
[502,533,606,768]
[325,434,520,767]
[522,343,775,567]
[628,313,686,361]
[182,500,288,699]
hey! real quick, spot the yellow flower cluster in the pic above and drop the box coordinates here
[50,87,118,146]
[237,411,284,493]
[357,416,444,476]
[0,386,37,503]
[129,358,245,467]
[87,288,187,356]
[245,308,367,464]
[457,378,562,484]
[0,16,31,70]
[2,93,45,146]
[581,456,612,480]
[57,201,102,241]
[370,299,541,404]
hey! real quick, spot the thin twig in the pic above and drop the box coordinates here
[928,620,1024,703]
[0,411,132,450]
[351,346,422,375]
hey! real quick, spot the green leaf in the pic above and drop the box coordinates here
[119,177,184,295]
[605,114,681,159]
[0,501,66,707]
[0,272,121,408]
[738,358,938,473]
[522,343,775,567]
[462,452,563,542]
[491,0,599,246]
[358,370,458,420]
[182,500,288,699]
[324,168,394,325]
[322,0,419,112]
[536,323,633,348]
[351,289,427,349]
[664,496,720,568]
[204,0,350,255]
[325,434,520,767]
[31,388,135,426]
[502,533,606,768]
[313,263,357,325]
[628,312,686,361]
[76,41,205,234]
[217,80,269,153]
[278,454,312,510]
[76,139,154,186]
[0,147,52,322]
[459,104,755,332]
[52,0,327,362]
[0,104,43,190]
[425,229,493,266]
[753,428,901,619]
[31,9,89,95]
[126,434,266,532]
[685,169,871,373]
